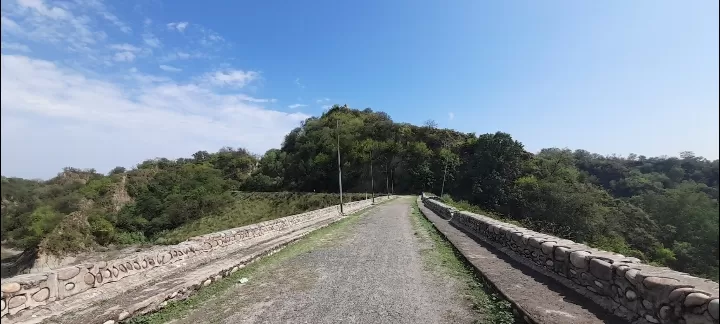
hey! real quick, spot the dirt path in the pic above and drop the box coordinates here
[173,197,477,324]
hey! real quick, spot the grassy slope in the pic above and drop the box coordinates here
[158,192,372,244]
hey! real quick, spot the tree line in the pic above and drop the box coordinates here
[1,105,717,280]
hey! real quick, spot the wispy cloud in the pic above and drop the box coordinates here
[294,77,305,89]
[113,51,135,62]
[0,0,301,179]
[203,69,260,88]
[448,112,455,120]
[159,64,182,72]
[142,33,161,48]
[2,0,108,51]
[316,97,330,103]
[1,54,308,178]
[288,104,307,109]
[167,21,189,32]
[109,43,142,62]
[1,42,31,52]
[101,12,131,33]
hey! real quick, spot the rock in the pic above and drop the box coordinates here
[239,277,249,284]
[117,311,130,321]
[669,287,696,302]
[1,282,21,293]
[588,258,613,281]
[594,281,603,288]
[709,298,719,320]
[57,267,81,280]
[8,295,27,308]
[540,241,556,256]
[642,299,654,310]
[570,251,591,268]
[554,246,570,261]
[644,314,659,323]
[624,269,640,284]
[684,292,710,307]
[103,320,115,324]
[202,279,212,287]
[32,288,50,302]
[1,299,6,311]
[65,282,75,291]
[545,260,554,266]
[84,273,96,285]
[643,276,679,289]
[625,289,637,301]
[658,305,672,320]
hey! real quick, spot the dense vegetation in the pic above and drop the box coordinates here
[1,105,717,280]
[0,148,371,255]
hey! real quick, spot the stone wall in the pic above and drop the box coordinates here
[420,195,719,324]
[0,196,392,320]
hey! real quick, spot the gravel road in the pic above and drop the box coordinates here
[176,197,477,324]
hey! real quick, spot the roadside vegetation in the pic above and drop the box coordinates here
[409,200,516,324]
[2,105,717,280]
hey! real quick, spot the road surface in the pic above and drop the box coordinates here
[172,197,478,324]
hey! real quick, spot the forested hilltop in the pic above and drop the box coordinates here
[1,105,718,280]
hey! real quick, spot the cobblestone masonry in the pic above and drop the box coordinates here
[0,196,393,321]
[421,193,719,324]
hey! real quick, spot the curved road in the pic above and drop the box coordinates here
[174,197,477,324]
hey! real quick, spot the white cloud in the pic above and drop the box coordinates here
[159,64,181,72]
[167,21,189,32]
[101,12,131,33]
[142,33,161,48]
[203,69,260,88]
[109,43,141,52]
[16,0,69,19]
[160,51,196,62]
[316,97,330,103]
[2,0,106,51]
[1,16,21,31]
[294,78,305,89]
[113,51,135,62]
[1,42,31,52]
[321,105,332,111]
[288,104,307,109]
[143,18,152,26]
[448,112,455,120]
[1,54,309,179]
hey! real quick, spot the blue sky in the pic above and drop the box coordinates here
[1,0,718,179]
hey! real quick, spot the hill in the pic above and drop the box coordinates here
[1,105,718,280]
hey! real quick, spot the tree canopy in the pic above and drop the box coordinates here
[2,105,717,280]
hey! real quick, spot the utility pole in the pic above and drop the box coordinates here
[391,169,394,195]
[370,147,374,204]
[386,166,389,198]
[440,160,448,198]
[336,120,344,214]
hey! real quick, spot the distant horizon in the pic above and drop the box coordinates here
[2,0,717,179]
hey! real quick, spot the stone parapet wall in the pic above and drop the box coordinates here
[0,196,392,319]
[420,195,719,324]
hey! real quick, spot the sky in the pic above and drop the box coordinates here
[1,0,718,179]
